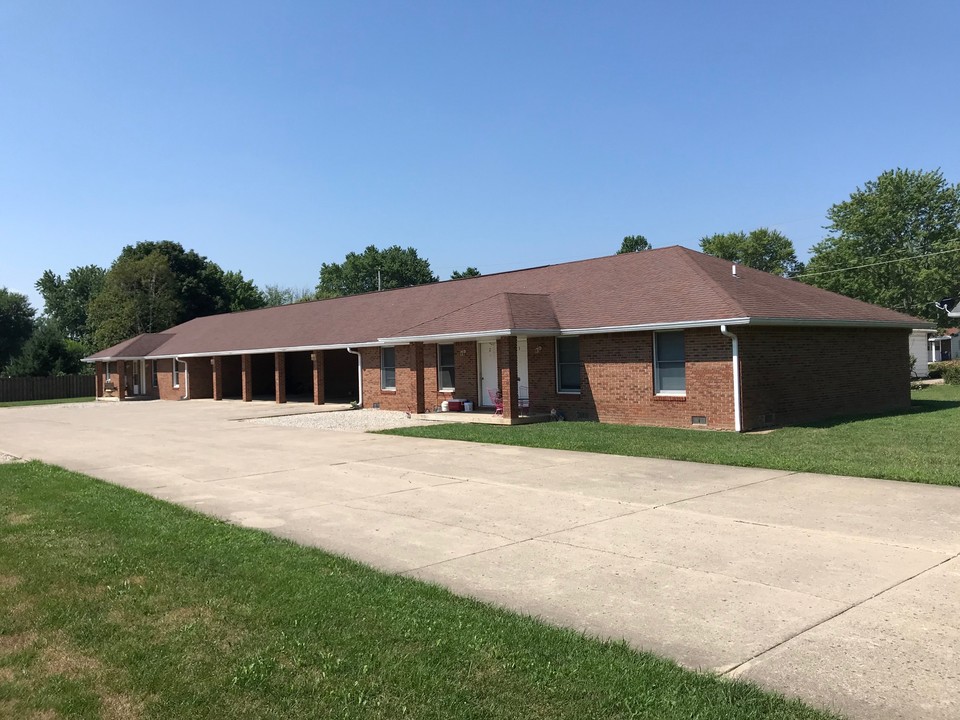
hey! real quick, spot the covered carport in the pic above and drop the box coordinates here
[209,348,360,405]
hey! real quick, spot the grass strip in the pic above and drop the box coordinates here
[0,461,836,719]
[383,385,960,487]
[0,397,95,408]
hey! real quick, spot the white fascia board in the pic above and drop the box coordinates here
[84,341,383,362]
[565,316,928,335]
[744,316,931,329]
[377,328,567,344]
[560,318,751,336]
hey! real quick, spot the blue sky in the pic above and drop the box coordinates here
[2,1,958,311]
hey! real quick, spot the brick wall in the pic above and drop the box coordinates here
[526,329,736,428]
[421,341,479,411]
[738,326,910,429]
[361,346,415,411]
[186,358,214,399]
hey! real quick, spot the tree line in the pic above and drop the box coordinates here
[2,167,958,377]
[0,241,481,377]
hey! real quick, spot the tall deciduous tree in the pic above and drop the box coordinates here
[617,235,652,253]
[317,245,438,298]
[222,270,266,312]
[699,228,802,276]
[88,251,181,349]
[0,288,36,370]
[5,320,84,377]
[117,241,229,322]
[35,264,106,351]
[450,267,481,279]
[802,168,960,323]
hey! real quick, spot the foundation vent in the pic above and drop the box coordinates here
[691,415,707,425]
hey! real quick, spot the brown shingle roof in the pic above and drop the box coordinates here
[85,246,928,360]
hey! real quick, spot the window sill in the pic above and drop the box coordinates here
[653,394,686,402]
[557,390,581,395]
[438,388,456,393]
[381,388,397,393]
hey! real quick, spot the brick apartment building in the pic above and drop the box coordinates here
[85,246,926,431]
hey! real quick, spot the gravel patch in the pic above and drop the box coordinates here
[247,408,433,432]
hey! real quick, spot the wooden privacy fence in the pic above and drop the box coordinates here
[0,374,96,403]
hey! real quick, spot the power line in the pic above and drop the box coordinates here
[790,246,960,279]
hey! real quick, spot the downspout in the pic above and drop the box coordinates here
[346,347,363,406]
[719,326,742,432]
[175,357,190,400]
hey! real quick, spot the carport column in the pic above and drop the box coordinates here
[212,356,223,401]
[95,362,103,397]
[497,337,518,420]
[312,350,325,405]
[412,342,426,414]
[275,352,286,404]
[241,354,253,402]
[117,361,126,401]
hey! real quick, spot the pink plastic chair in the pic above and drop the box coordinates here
[487,388,504,416]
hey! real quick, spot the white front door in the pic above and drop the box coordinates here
[132,360,143,395]
[516,337,528,392]
[478,341,498,406]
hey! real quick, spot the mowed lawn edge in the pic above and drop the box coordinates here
[381,386,960,487]
[0,462,837,720]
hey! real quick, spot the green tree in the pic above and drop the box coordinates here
[222,270,266,312]
[803,168,960,323]
[450,267,481,279]
[699,228,802,276]
[35,264,106,352]
[5,320,84,377]
[262,285,316,307]
[0,288,35,370]
[88,251,181,349]
[317,245,438,298]
[617,235,652,254]
[117,241,228,322]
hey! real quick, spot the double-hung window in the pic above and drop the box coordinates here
[654,331,686,395]
[437,344,455,391]
[151,360,158,388]
[381,347,396,390]
[172,359,180,388]
[556,337,581,393]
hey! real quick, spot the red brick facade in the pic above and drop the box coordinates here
[737,326,911,428]
[95,326,911,431]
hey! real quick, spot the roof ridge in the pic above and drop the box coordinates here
[675,248,748,318]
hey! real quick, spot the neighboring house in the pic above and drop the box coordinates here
[929,328,960,363]
[85,246,927,431]
[909,329,935,377]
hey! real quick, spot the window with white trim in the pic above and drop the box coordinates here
[151,360,158,388]
[104,362,113,382]
[172,359,180,388]
[381,347,396,390]
[654,331,686,395]
[556,337,581,393]
[437,344,455,391]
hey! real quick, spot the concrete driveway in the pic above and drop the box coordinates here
[2,400,959,720]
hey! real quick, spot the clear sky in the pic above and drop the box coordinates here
[2,1,958,311]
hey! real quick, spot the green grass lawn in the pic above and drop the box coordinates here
[383,385,960,487]
[0,462,836,720]
[0,397,94,408]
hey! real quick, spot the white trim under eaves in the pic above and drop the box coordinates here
[82,340,384,363]
[562,316,929,335]
[743,316,932,329]
[376,328,557,344]
[561,318,751,336]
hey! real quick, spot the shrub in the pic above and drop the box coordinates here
[941,361,960,385]
[928,361,949,379]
